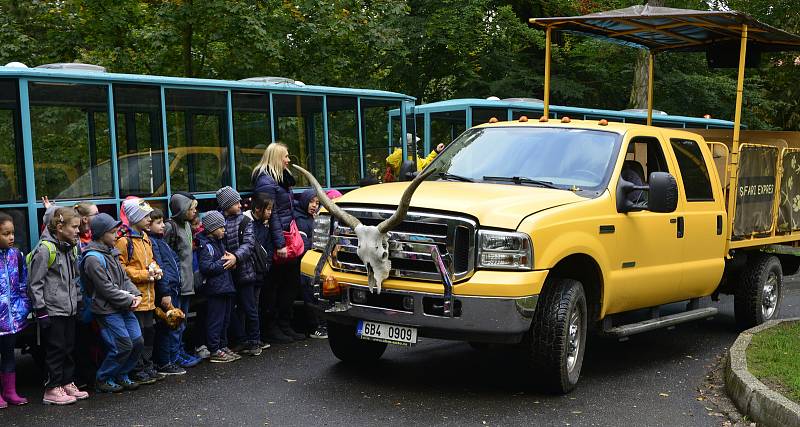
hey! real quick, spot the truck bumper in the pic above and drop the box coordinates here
[318,284,539,344]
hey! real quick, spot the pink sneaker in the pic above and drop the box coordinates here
[42,387,77,405]
[63,382,89,400]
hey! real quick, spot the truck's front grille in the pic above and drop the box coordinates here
[328,208,476,282]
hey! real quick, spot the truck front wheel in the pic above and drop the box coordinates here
[528,278,587,394]
[328,321,388,363]
[735,254,782,329]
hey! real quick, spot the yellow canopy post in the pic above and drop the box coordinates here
[646,51,654,126]
[543,26,552,118]
[726,23,748,240]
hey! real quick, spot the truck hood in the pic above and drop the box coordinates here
[336,181,587,230]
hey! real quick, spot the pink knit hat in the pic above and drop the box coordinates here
[326,189,343,199]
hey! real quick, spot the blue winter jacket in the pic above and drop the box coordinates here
[196,233,235,296]
[293,188,318,256]
[0,248,30,335]
[223,213,257,285]
[253,170,296,249]
[150,235,181,298]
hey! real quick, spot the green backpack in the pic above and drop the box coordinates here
[26,240,79,269]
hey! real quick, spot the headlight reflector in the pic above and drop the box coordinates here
[477,230,532,270]
[312,214,331,251]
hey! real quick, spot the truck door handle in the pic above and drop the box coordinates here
[676,216,684,238]
[717,215,723,235]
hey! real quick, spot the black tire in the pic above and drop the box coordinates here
[328,321,387,363]
[735,254,782,329]
[528,278,587,394]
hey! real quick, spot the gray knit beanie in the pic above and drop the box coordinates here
[215,186,242,211]
[202,211,225,233]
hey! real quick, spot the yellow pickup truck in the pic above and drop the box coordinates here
[300,7,800,394]
[301,118,799,392]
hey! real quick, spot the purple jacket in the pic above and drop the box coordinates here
[0,248,30,335]
[253,170,296,249]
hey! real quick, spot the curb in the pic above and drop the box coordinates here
[725,317,800,427]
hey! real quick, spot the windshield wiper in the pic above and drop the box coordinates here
[482,176,559,189]
[439,172,474,182]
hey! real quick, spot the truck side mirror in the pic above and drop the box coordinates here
[646,172,678,213]
[616,171,678,213]
[399,160,417,182]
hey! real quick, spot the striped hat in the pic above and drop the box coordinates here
[215,186,241,211]
[201,211,225,233]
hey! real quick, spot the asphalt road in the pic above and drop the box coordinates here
[2,279,799,427]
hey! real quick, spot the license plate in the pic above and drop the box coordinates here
[356,320,418,346]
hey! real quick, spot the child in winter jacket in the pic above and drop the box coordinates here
[0,212,29,407]
[149,209,187,376]
[81,214,144,394]
[216,186,262,356]
[246,192,274,347]
[196,211,239,363]
[116,199,163,385]
[293,189,327,339]
[27,207,89,405]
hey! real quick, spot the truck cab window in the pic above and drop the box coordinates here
[669,138,714,201]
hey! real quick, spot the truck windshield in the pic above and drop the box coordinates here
[431,127,621,191]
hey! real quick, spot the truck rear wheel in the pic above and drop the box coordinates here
[528,278,587,394]
[735,254,782,329]
[328,321,388,363]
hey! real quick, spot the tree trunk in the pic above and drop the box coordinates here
[181,0,194,77]
[628,0,664,109]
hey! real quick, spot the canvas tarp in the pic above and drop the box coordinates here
[778,149,800,232]
[733,145,778,237]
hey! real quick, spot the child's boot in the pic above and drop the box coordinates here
[0,392,7,409]
[42,386,77,405]
[63,382,89,400]
[0,372,28,405]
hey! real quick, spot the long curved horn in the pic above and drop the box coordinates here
[291,164,362,230]
[377,165,437,234]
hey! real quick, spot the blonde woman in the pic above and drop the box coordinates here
[251,143,306,343]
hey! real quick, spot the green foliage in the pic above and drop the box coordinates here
[0,0,799,129]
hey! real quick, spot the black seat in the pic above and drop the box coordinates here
[621,160,646,204]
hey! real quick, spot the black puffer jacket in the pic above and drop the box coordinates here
[253,170,296,249]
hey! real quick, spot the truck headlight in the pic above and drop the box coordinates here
[477,230,532,270]
[312,214,331,251]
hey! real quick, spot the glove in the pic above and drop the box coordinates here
[36,309,51,329]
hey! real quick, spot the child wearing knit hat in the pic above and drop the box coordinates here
[216,187,263,355]
[196,211,239,363]
[115,199,163,385]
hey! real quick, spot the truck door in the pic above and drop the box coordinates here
[607,135,686,314]
[666,137,726,297]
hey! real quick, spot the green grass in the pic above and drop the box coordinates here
[747,321,800,403]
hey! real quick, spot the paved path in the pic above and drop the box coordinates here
[2,279,799,426]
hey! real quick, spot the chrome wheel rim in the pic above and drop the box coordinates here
[762,273,778,319]
[566,309,581,372]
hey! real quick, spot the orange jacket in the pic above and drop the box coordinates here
[115,231,159,311]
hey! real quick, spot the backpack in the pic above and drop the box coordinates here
[77,250,106,324]
[242,216,271,276]
[25,240,79,269]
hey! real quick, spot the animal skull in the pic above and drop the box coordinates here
[292,164,435,294]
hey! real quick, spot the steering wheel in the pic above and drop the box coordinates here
[572,169,601,182]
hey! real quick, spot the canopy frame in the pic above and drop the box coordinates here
[530,5,800,243]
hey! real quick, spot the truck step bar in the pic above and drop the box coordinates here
[602,307,718,338]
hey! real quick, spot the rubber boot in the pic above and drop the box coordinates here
[0,372,28,405]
